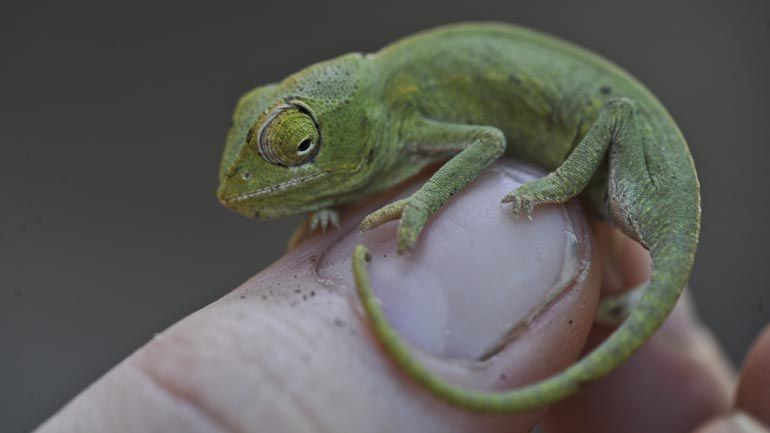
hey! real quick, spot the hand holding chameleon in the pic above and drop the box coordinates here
[38,168,744,432]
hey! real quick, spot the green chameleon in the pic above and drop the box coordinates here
[217,23,701,412]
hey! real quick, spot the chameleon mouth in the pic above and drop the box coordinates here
[221,172,328,204]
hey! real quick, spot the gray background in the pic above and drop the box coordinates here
[1,0,768,431]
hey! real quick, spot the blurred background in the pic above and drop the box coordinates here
[1,0,768,431]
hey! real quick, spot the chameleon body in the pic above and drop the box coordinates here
[217,23,700,412]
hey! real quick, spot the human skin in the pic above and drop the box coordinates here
[36,162,764,433]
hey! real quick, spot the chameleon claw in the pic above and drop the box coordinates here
[310,209,340,233]
[502,193,523,219]
[329,210,341,230]
[502,192,536,221]
[512,197,523,218]
[515,198,535,221]
[288,209,341,251]
[310,214,320,231]
[524,201,534,221]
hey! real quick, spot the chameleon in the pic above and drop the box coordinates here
[216,23,701,412]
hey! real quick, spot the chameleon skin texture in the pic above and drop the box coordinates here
[218,23,701,412]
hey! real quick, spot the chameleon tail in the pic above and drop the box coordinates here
[352,224,698,412]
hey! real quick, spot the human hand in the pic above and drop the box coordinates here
[36,161,767,433]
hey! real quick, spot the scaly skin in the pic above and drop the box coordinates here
[217,23,701,412]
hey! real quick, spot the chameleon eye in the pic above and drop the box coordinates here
[257,104,320,166]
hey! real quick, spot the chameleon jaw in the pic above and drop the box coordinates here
[220,171,328,204]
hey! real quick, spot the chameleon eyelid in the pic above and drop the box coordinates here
[256,101,322,166]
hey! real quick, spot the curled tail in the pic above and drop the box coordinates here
[352,222,698,412]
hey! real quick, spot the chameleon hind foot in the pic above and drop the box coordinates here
[502,99,639,221]
[360,196,430,254]
[501,174,575,220]
[287,209,340,251]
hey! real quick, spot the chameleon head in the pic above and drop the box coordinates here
[217,53,385,218]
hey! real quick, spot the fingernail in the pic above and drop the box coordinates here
[321,160,592,360]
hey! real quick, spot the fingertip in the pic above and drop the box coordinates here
[735,324,770,428]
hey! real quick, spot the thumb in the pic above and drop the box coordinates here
[35,160,600,433]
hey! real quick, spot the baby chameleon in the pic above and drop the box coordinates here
[217,23,701,412]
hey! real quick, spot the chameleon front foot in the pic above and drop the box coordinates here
[310,208,340,232]
[360,196,429,254]
[287,209,340,251]
[360,198,409,231]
